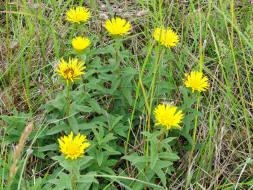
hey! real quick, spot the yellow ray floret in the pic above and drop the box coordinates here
[154,104,184,130]
[153,27,179,48]
[56,58,86,85]
[184,71,210,93]
[104,17,131,36]
[66,7,90,24]
[72,36,91,51]
[58,132,90,160]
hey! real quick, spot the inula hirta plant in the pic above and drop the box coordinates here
[56,58,86,85]
[184,71,210,93]
[153,27,179,48]
[72,36,91,51]
[154,104,184,130]
[104,17,131,36]
[66,7,90,24]
[58,132,90,160]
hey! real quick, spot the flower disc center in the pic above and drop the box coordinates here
[64,69,75,79]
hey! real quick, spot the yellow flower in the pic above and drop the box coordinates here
[154,104,184,130]
[72,36,91,51]
[153,27,179,48]
[56,58,86,85]
[184,71,210,93]
[58,132,90,160]
[66,7,90,24]
[104,17,131,36]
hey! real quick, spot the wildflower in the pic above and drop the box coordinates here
[154,104,184,130]
[58,132,90,160]
[72,36,91,51]
[153,27,179,48]
[66,7,90,24]
[104,17,131,36]
[56,58,86,85]
[184,71,210,93]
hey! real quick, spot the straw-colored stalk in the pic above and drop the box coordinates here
[7,122,33,187]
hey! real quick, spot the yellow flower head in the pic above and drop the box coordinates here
[153,27,179,48]
[184,71,210,93]
[66,7,90,24]
[56,58,86,85]
[154,104,184,130]
[104,17,131,36]
[58,132,90,160]
[72,36,91,51]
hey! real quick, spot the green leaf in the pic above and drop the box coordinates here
[102,145,121,155]
[32,149,45,159]
[47,92,66,111]
[113,124,128,137]
[101,133,117,144]
[150,153,159,170]
[110,115,123,131]
[77,171,98,184]
[46,122,68,135]
[105,159,117,167]
[70,104,93,115]
[155,160,173,169]
[92,128,102,144]
[153,168,166,187]
[40,144,58,152]
[47,172,72,190]
[96,150,104,167]
[78,122,100,130]
[162,137,176,144]
[52,155,72,171]
[123,155,149,167]
[79,156,94,170]
[68,116,79,134]
[158,152,179,161]
[87,99,106,115]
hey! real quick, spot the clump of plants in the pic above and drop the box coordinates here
[3,5,212,190]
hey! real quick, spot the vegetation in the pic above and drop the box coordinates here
[1,0,252,189]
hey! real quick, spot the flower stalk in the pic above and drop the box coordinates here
[71,168,77,190]
[114,38,121,84]
[66,83,70,117]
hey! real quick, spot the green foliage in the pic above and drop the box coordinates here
[1,0,252,189]
[124,131,179,189]
[2,110,32,144]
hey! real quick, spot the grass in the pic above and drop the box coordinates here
[1,0,252,189]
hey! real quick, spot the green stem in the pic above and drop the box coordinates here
[155,129,165,153]
[69,23,77,42]
[66,84,70,117]
[66,84,73,132]
[186,93,200,185]
[124,42,154,155]
[145,45,164,157]
[71,169,77,190]
[144,129,165,175]
[114,38,122,87]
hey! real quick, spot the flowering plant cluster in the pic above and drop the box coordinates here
[52,6,211,188]
[5,5,211,190]
[4,1,251,189]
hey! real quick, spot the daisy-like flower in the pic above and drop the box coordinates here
[56,58,86,85]
[58,132,90,160]
[104,17,131,36]
[153,27,179,48]
[66,7,90,24]
[154,104,184,130]
[72,36,91,51]
[184,71,210,93]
